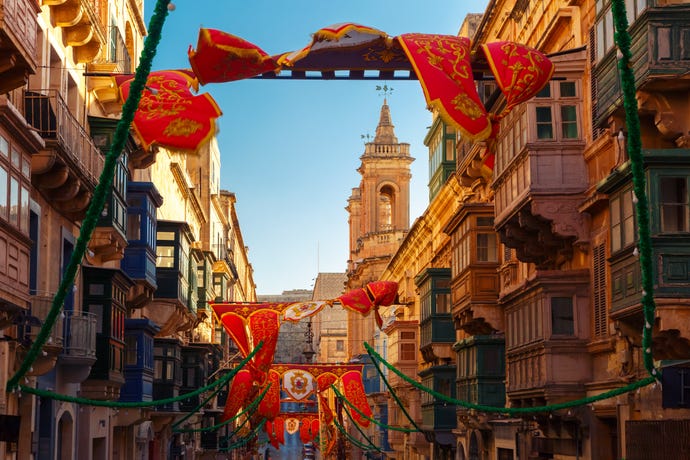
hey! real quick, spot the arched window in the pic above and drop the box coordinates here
[378,185,395,231]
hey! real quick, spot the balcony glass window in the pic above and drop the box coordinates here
[156,245,175,268]
[9,177,18,226]
[660,176,689,233]
[125,335,137,366]
[127,213,141,241]
[477,233,498,262]
[536,107,554,139]
[551,297,574,336]
[595,0,647,62]
[610,187,636,252]
[561,106,579,139]
[0,165,6,219]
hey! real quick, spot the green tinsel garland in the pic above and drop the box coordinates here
[173,382,270,433]
[366,342,655,414]
[18,343,260,408]
[333,417,380,453]
[611,0,657,378]
[331,384,418,433]
[217,418,267,452]
[367,345,424,433]
[339,397,384,453]
[6,0,171,393]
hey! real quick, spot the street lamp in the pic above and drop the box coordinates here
[302,319,316,363]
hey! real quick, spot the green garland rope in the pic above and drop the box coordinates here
[340,398,384,453]
[6,0,172,393]
[18,342,261,408]
[333,417,380,453]
[331,384,418,433]
[218,418,267,452]
[173,382,270,433]
[611,0,657,378]
[365,342,655,415]
[366,345,424,433]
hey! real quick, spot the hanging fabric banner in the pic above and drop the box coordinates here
[397,34,491,141]
[340,370,372,428]
[221,369,253,422]
[189,28,280,84]
[116,69,222,151]
[258,369,281,420]
[480,41,555,121]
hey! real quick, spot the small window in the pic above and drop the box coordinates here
[477,233,498,262]
[560,81,577,98]
[435,293,450,314]
[561,106,578,139]
[125,336,138,366]
[156,245,175,268]
[336,340,344,351]
[536,107,554,139]
[551,297,574,336]
[400,343,417,361]
[536,84,551,98]
[660,177,689,233]
[127,213,141,241]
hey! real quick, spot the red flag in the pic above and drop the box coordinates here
[117,69,221,152]
[341,370,372,428]
[221,369,253,422]
[257,369,281,421]
[481,41,555,121]
[189,28,279,84]
[398,34,491,141]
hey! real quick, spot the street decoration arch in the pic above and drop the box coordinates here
[7,0,658,455]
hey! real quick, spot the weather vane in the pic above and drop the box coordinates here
[376,84,394,98]
[361,133,373,143]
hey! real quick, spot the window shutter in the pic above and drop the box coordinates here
[593,243,608,337]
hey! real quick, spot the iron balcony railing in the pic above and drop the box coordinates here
[29,295,64,348]
[24,89,104,188]
[62,310,97,359]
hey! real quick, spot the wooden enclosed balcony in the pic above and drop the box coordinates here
[44,0,105,63]
[493,146,589,269]
[0,0,40,93]
[24,89,104,221]
[593,5,690,128]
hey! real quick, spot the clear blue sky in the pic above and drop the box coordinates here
[144,0,488,295]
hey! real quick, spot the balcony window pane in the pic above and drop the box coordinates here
[536,107,553,139]
[9,177,18,226]
[157,231,176,241]
[0,166,6,219]
[20,185,29,233]
[435,293,450,314]
[560,81,576,98]
[127,213,141,241]
[0,135,7,157]
[551,297,574,336]
[477,233,497,262]
[561,106,579,139]
[156,244,175,268]
[536,84,551,98]
[660,177,689,233]
[154,360,163,379]
[125,336,137,366]
[622,190,635,246]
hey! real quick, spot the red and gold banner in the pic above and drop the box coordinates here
[116,69,221,152]
[398,34,491,141]
[282,369,315,401]
[481,41,555,121]
[189,28,279,84]
[257,369,281,420]
[341,370,372,428]
[247,310,280,375]
[221,369,253,422]
[315,372,339,392]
